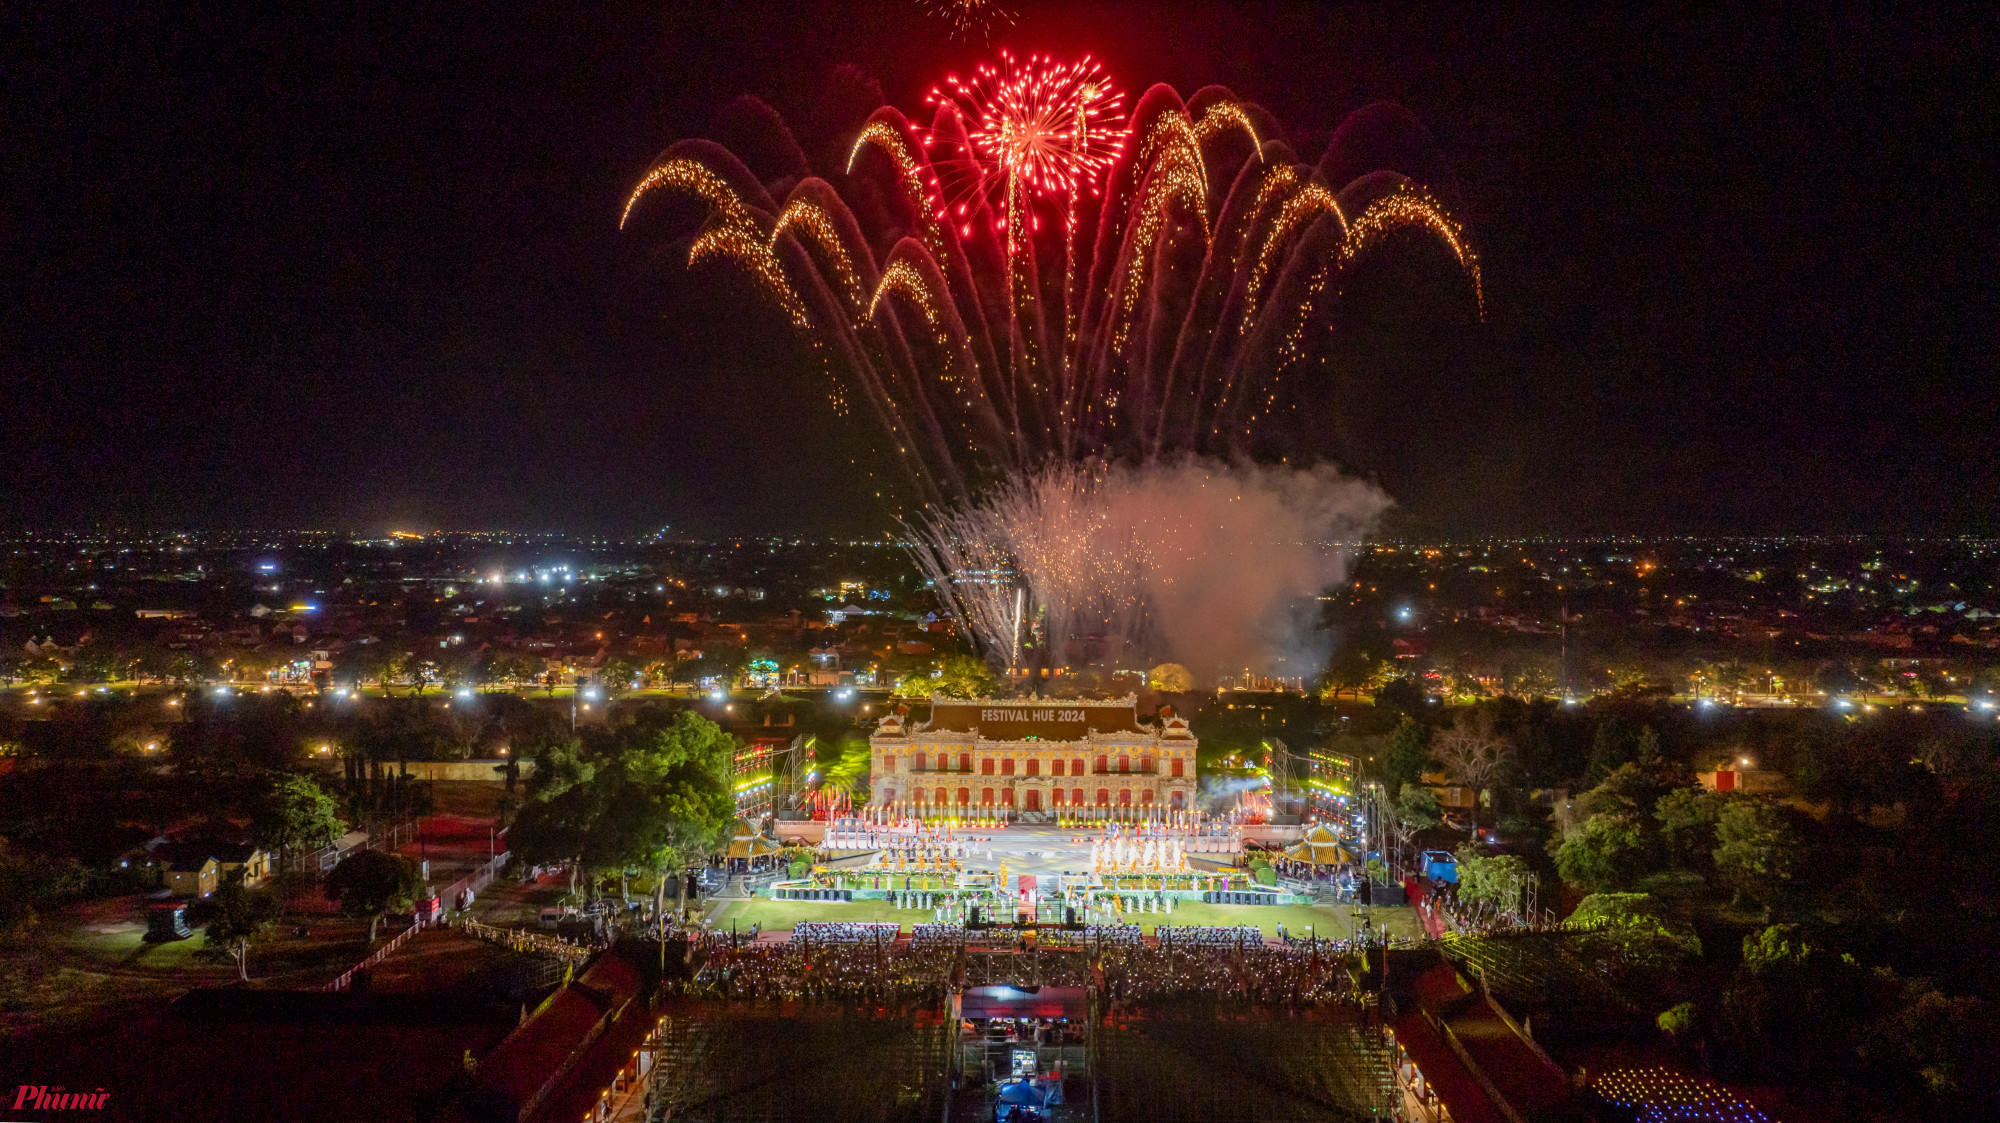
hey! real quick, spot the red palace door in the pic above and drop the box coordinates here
[1025,789,1041,811]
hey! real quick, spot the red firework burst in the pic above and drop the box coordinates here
[924,52,1126,241]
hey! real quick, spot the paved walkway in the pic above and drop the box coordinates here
[1403,877,1449,939]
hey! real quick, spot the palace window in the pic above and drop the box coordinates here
[1140,789,1154,804]
[912,752,925,771]
[1097,788,1110,806]
[1095,755,1108,774]
[960,753,972,772]
[958,787,970,805]
[1024,789,1039,811]
[884,756,896,773]
[1140,755,1152,773]
[1117,755,1129,773]
[1025,759,1039,777]
[981,758,994,775]
[1073,759,1086,777]
[982,788,995,805]
[1003,788,1016,807]
[1073,788,1086,806]
[1171,759,1183,778]
[1119,789,1133,805]
[1051,759,1064,777]
[935,787,947,804]
[1001,759,1015,776]
[1170,790,1184,809]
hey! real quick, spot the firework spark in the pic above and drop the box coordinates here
[925,52,1126,240]
[623,60,1483,673]
[920,0,1016,41]
[908,460,1389,678]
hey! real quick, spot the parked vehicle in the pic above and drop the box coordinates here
[1420,850,1460,885]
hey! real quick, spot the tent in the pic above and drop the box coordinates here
[1283,825,1353,866]
[726,817,784,860]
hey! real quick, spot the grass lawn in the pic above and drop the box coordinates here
[1110,901,1424,940]
[705,897,914,930]
[55,919,218,972]
[704,896,1424,941]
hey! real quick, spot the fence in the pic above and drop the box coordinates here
[461,919,595,962]
[440,850,509,909]
[323,922,419,991]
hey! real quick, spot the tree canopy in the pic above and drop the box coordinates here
[324,849,425,940]
[186,874,281,980]
[508,710,736,900]
[250,774,347,862]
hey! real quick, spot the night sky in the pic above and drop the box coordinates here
[4,2,1994,536]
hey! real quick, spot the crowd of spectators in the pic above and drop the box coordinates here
[680,925,1377,1014]
[1153,924,1264,950]
[792,921,903,945]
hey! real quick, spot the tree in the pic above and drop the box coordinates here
[1431,712,1514,806]
[1444,669,1488,702]
[1712,798,1799,896]
[1657,1002,1700,1039]
[1505,663,1558,700]
[1553,814,1651,893]
[1654,786,1726,870]
[1714,661,1752,701]
[0,837,86,936]
[1453,848,1530,914]
[1813,661,1864,697]
[185,873,281,980]
[522,734,593,801]
[1147,663,1194,693]
[251,774,347,874]
[1385,783,1441,866]
[589,712,737,908]
[925,655,999,699]
[508,711,736,913]
[1383,717,1433,795]
[1588,716,1638,779]
[324,849,425,941]
[598,656,643,695]
[1569,892,1702,970]
[1374,675,1429,719]
[1324,650,1382,700]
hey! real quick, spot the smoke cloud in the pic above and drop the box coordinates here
[912,458,1390,683]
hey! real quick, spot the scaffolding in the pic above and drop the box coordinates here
[641,1007,954,1123]
[646,945,1398,1122]
[1091,1005,1395,1123]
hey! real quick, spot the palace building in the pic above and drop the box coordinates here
[869,695,1198,815]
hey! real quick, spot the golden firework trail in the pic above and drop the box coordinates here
[622,64,1483,667]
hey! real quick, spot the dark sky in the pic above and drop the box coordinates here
[4,2,1995,536]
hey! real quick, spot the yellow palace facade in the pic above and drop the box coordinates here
[869,695,1198,816]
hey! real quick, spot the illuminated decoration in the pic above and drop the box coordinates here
[624,58,1482,666]
[1592,1068,1772,1123]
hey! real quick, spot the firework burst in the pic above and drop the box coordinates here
[924,52,1125,243]
[622,61,1483,673]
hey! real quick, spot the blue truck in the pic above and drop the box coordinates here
[1420,850,1459,885]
